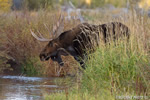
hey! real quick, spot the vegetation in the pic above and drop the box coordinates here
[0,11,79,76]
[0,0,12,12]
[138,0,150,10]
[24,0,56,10]
[0,0,145,12]
[0,0,149,99]
[45,11,150,99]
[13,0,135,10]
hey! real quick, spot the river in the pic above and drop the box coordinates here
[0,75,66,100]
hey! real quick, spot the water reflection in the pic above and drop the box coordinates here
[0,75,65,100]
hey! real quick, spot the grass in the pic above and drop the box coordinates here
[82,40,149,96]
[21,57,43,76]
[44,11,150,99]
[0,10,79,76]
[0,8,149,99]
[45,89,114,100]
[45,36,149,100]
[45,38,149,100]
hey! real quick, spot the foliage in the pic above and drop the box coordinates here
[21,0,130,10]
[45,89,114,100]
[138,0,150,10]
[10,0,144,10]
[0,11,52,75]
[46,35,149,99]
[0,0,12,12]
[0,11,79,76]
[0,6,149,99]
[90,0,105,8]
[105,0,127,7]
[82,40,149,96]
[0,52,11,73]
[21,57,43,76]
[24,0,57,10]
[61,0,127,8]
[45,11,150,99]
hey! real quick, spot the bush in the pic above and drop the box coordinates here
[0,0,12,12]
[24,0,57,10]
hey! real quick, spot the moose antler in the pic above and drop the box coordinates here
[30,30,51,41]
[52,13,64,36]
[30,6,84,42]
[30,12,65,42]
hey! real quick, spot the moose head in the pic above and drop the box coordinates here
[30,12,82,66]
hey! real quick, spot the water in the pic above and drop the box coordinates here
[0,75,66,100]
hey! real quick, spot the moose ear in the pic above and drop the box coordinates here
[57,48,69,56]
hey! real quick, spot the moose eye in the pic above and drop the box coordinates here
[48,42,53,47]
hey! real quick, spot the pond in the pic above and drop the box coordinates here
[0,75,66,100]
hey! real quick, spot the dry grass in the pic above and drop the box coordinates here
[0,10,80,76]
[0,8,149,99]
[45,10,150,100]
[0,10,149,78]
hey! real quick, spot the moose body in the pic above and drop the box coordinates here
[39,22,130,69]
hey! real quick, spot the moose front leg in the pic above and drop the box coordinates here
[50,48,69,66]
[51,47,87,69]
[66,46,87,69]
[51,55,64,66]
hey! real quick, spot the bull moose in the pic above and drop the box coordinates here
[31,15,129,69]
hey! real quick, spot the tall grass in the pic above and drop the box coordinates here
[45,12,150,99]
[82,40,149,96]
[45,41,149,99]
[0,9,149,99]
[0,11,79,76]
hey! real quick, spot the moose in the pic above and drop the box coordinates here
[31,14,130,69]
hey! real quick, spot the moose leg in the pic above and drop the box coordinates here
[56,54,64,66]
[55,48,69,66]
[66,46,87,69]
[50,54,64,66]
[74,56,86,69]
[51,47,87,69]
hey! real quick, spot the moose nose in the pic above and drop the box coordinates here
[39,54,46,61]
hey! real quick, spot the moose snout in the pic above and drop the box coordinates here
[39,53,50,61]
[39,54,45,61]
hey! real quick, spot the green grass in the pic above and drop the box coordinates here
[45,34,149,99]
[21,57,43,76]
[45,89,114,100]
[44,9,150,99]
[0,9,149,99]
[82,40,149,95]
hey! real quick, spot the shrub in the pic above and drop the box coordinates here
[0,0,12,12]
